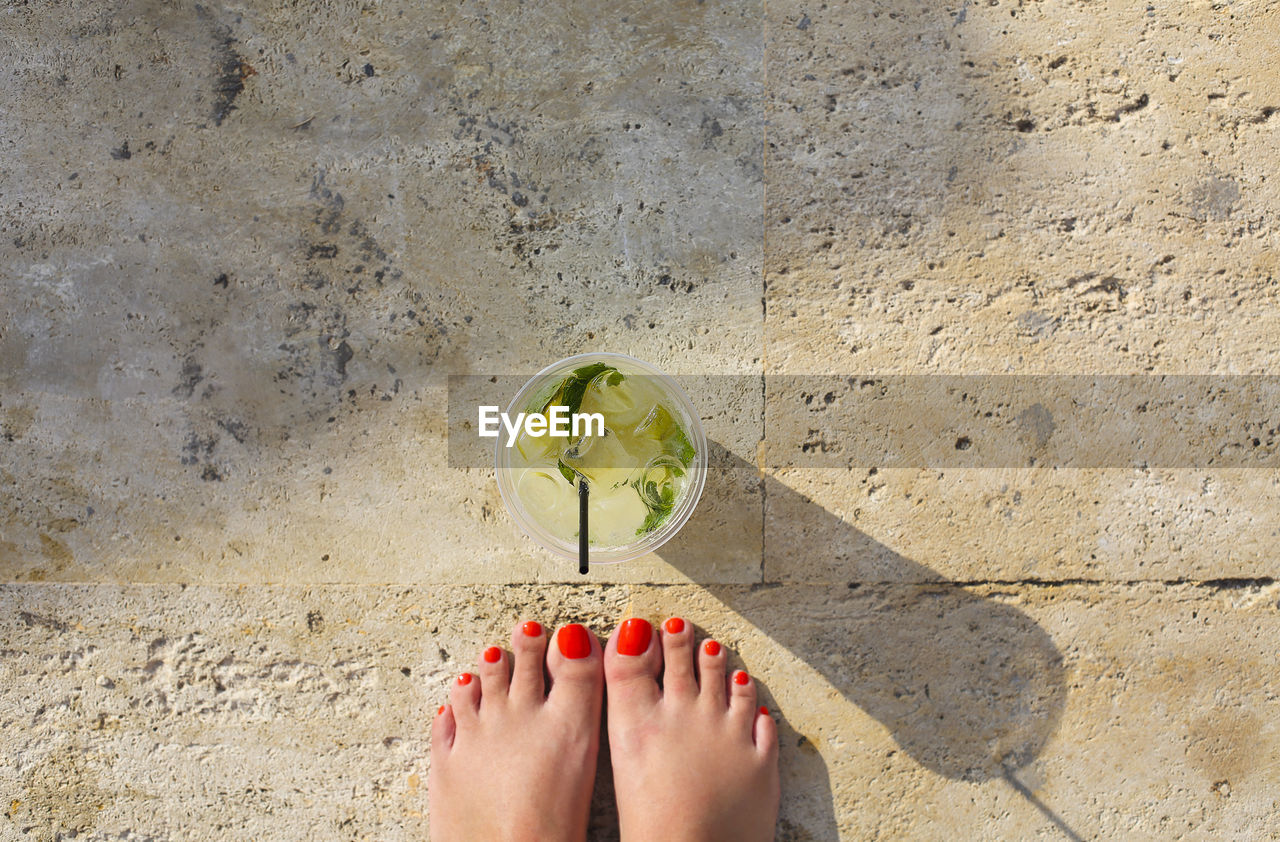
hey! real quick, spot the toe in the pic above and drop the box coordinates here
[545,623,605,711]
[727,668,757,722]
[508,620,548,703]
[449,670,480,719]
[697,637,728,707]
[753,705,779,758]
[477,645,509,706]
[430,703,455,752]
[659,617,697,699]
[604,617,661,707]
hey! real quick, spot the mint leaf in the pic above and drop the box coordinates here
[638,506,672,535]
[542,363,617,418]
[632,475,677,535]
[571,362,612,381]
[558,460,576,484]
[670,425,695,466]
[559,363,611,414]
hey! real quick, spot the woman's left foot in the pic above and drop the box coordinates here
[604,616,780,842]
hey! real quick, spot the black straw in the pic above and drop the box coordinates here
[578,479,589,574]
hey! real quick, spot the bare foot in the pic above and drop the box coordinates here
[428,621,604,842]
[604,617,780,842]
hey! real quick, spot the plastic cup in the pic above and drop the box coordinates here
[494,352,707,564]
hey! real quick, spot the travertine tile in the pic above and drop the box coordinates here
[762,0,1280,582]
[4,582,1276,839]
[765,0,1280,373]
[764,466,1280,583]
[631,581,1280,839]
[0,584,630,840]
[0,0,763,584]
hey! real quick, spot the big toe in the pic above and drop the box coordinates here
[604,616,662,709]
[544,623,605,713]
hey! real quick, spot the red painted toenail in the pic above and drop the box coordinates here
[704,640,721,657]
[759,706,768,716]
[664,617,685,635]
[734,670,749,685]
[557,624,593,659]
[617,617,653,656]
[457,672,473,685]
[438,705,446,716]
[483,646,501,663]
[522,620,543,637]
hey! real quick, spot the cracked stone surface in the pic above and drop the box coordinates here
[2,0,1279,838]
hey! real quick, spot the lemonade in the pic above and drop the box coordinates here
[495,354,706,563]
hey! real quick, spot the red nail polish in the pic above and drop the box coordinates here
[483,646,501,663]
[522,620,543,637]
[617,617,653,656]
[457,672,473,685]
[557,624,593,659]
[664,617,685,635]
[734,670,749,685]
[438,705,446,716]
[759,706,768,716]
[704,640,721,657]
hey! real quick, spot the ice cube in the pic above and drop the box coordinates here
[636,454,684,507]
[579,371,647,428]
[561,426,638,487]
[587,483,650,545]
[633,404,669,439]
[633,403,695,466]
[517,465,575,521]
[560,428,598,463]
[516,428,557,464]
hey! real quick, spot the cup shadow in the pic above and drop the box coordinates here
[660,440,1074,837]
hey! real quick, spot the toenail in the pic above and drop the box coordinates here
[758,705,768,716]
[734,670,749,685]
[457,672,473,685]
[704,640,721,657]
[617,617,653,656]
[522,620,543,637]
[483,646,501,663]
[438,705,446,716]
[557,624,593,659]
[664,617,685,635]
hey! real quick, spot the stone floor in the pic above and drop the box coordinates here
[2,0,1278,839]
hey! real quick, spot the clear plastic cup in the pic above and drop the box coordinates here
[494,352,707,564]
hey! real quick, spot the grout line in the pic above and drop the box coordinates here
[1,577,1273,590]
[759,0,769,588]
[928,576,1277,590]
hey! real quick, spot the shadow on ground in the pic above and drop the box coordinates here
[661,441,1074,839]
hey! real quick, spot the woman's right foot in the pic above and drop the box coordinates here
[428,620,604,842]
[604,616,780,842]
